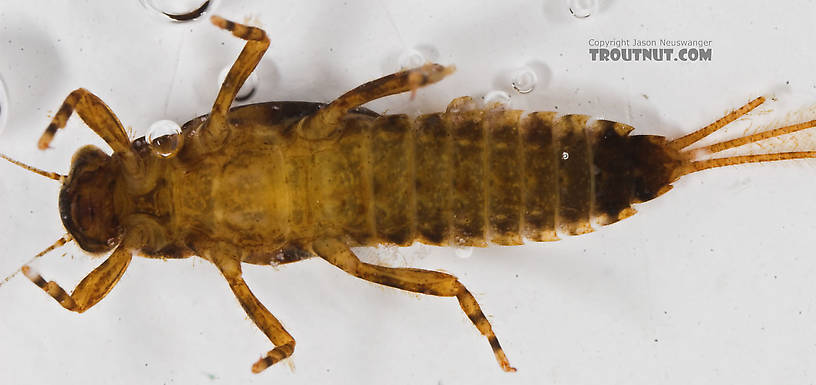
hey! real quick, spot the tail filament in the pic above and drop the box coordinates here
[669,96,816,178]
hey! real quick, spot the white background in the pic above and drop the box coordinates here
[1,1,816,384]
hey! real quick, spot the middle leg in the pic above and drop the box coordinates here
[311,237,516,372]
[212,254,296,373]
[201,16,271,149]
[208,15,270,119]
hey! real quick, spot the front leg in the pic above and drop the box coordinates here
[22,245,132,313]
[311,237,516,372]
[38,88,132,153]
[212,254,296,373]
[37,89,144,178]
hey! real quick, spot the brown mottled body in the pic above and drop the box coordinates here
[8,15,816,376]
[135,98,678,264]
[198,102,671,253]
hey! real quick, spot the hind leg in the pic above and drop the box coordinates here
[312,238,516,372]
[298,63,455,139]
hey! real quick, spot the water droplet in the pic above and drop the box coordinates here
[561,151,570,160]
[218,66,258,102]
[567,0,598,18]
[483,90,511,108]
[147,120,183,157]
[398,49,426,70]
[511,67,538,94]
[138,0,219,22]
[0,74,8,136]
[455,247,474,259]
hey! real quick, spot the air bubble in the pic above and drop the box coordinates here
[511,67,538,94]
[561,151,570,160]
[454,247,474,259]
[567,0,598,18]
[397,45,440,71]
[0,74,8,136]
[138,0,219,22]
[483,90,511,108]
[398,49,426,70]
[147,120,183,157]
[218,66,259,102]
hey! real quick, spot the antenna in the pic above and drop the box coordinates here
[0,153,65,182]
[0,234,72,288]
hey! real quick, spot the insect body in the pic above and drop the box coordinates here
[2,16,815,374]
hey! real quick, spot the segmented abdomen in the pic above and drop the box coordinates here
[320,99,638,247]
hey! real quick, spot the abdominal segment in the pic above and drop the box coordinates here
[314,105,638,247]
